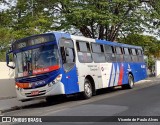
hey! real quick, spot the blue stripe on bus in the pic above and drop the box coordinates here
[108,63,113,87]
[56,32,79,95]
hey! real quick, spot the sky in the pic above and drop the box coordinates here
[0,0,16,11]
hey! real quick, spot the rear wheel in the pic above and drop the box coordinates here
[122,74,134,89]
[82,79,93,99]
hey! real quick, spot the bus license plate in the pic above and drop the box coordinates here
[31,90,39,96]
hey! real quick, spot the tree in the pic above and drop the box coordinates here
[120,34,160,58]
[1,0,160,42]
[39,0,160,41]
[120,34,160,73]
[1,0,160,61]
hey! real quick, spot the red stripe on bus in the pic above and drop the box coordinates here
[118,64,124,85]
[33,65,60,75]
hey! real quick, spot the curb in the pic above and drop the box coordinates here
[0,100,46,115]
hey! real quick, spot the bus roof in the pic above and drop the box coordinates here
[13,31,142,50]
[70,34,142,49]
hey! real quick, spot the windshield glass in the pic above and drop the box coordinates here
[15,44,59,78]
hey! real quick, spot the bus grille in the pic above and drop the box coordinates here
[18,74,49,83]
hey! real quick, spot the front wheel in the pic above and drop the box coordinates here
[82,79,93,99]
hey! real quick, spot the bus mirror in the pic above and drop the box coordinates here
[6,51,15,69]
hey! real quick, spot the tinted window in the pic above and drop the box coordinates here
[131,48,138,62]
[115,47,123,62]
[92,53,106,63]
[104,45,116,62]
[60,38,74,48]
[66,48,74,63]
[132,49,136,55]
[60,38,75,72]
[137,49,144,62]
[123,48,132,62]
[116,47,122,54]
[92,43,104,53]
[76,41,92,63]
[104,45,113,53]
[77,52,92,63]
[137,49,142,55]
[77,42,90,52]
[91,43,105,63]
[124,48,130,55]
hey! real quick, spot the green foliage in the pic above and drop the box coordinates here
[1,0,160,62]
[120,34,160,58]
[147,57,155,72]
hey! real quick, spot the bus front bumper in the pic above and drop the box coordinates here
[16,82,65,101]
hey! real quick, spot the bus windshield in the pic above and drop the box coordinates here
[15,44,59,77]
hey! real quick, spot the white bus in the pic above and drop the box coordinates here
[6,32,147,102]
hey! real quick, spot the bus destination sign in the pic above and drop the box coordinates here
[13,34,55,50]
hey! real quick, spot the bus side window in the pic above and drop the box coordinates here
[137,49,144,62]
[111,46,116,62]
[131,48,138,62]
[124,48,131,62]
[104,45,115,62]
[91,43,106,63]
[66,48,75,63]
[115,47,123,62]
[76,41,92,63]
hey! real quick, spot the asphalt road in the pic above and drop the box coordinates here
[1,78,160,125]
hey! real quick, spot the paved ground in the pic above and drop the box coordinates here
[0,77,160,125]
[0,98,45,114]
[0,77,155,113]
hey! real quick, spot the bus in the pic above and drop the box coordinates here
[6,32,147,102]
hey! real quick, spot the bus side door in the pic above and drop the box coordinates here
[60,38,79,94]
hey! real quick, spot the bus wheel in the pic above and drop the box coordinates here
[83,79,93,99]
[122,74,134,89]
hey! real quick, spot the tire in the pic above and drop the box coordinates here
[82,79,93,99]
[122,74,134,89]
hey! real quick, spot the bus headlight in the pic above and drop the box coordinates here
[48,83,52,87]
[48,74,62,87]
[15,85,18,89]
[54,74,62,83]
[48,81,55,87]
[15,85,22,91]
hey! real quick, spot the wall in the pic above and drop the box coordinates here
[0,62,16,98]
[155,60,160,77]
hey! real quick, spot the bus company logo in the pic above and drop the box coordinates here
[2,117,11,122]
[31,81,45,87]
[127,64,131,71]
[141,65,145,68]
